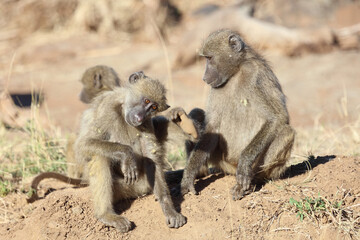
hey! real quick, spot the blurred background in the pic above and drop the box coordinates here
[0,0,359,174]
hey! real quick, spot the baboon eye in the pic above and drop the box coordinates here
[152,105,158,110]
[205,56,212,60]
[145,99,150,104]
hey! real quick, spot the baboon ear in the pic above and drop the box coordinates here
[228,34,244,52]
[93,73,103,89]
[129,71,145,84]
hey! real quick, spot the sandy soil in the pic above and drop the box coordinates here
[0,156,359,239]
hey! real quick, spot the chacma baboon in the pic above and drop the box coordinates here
[29,71,187,232]
[67,65,122,178]
[178,29,295,200]
[79,65,121,103]
[76,71,186,231]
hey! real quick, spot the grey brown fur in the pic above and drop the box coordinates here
[75,71,186,232]
[79,65,121,103]
[67,65,121,178]
[179,29,295,200]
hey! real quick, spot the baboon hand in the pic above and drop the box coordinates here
[99,214,132,233]
[168,107,187,122]
[117,149,139,185]
[166,211,187,228]
[168,107,198,138]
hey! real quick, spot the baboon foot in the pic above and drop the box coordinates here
[171,181,198,196]
[231,183,252,201]
[98,213,133,233]
[181,182,198,196]
[166,211,187,228]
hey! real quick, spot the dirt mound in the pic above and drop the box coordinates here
[1,156,358,239]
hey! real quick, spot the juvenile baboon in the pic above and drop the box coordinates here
[178,29,295,200]
[67,65,121,178]
[79,65,121,103]
[29,72,187,232]
[77,71,186,231]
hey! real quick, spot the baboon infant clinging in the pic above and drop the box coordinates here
[179,29,295,200]
[76,71,186,232]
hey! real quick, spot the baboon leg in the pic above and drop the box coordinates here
[186,108,210,177]
[153,166,186,228]
[185,140,210,178]
[180,133,219,195]
[184,108,206,156]
[88,156,132,233]
[258,125,295,180]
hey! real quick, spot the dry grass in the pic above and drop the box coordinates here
[0,102,67,196]
[291,87,360,165]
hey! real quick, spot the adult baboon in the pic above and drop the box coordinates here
[178,29,295,200]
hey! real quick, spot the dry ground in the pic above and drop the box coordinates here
[0,156,359,239]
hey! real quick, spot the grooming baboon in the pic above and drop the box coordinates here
[178,29,295,200]
[77,71,186,231]
[67,65,121,178]
[29,72,187,232]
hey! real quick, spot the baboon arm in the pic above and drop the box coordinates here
[235,119,280,195]
[237,73,290,168]
[235,72,289,171]
[183,126,219,181]
[152,115,198,143]
[254,76,289,123]
[238,120,277,170]
[84,138,133,161]
[153,165,186,228]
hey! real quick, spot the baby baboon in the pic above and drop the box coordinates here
[79,65,121,103]
[179,29,295,200]
[67,65,121,178]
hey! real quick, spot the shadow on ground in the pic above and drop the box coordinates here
[283,155,337,178]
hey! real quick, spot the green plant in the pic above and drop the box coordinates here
[0,180,12,196]
[289,195,334,221]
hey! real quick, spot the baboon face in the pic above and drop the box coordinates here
[200,29,245,88]
[124,71,170,127]
[125,96,161,127]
